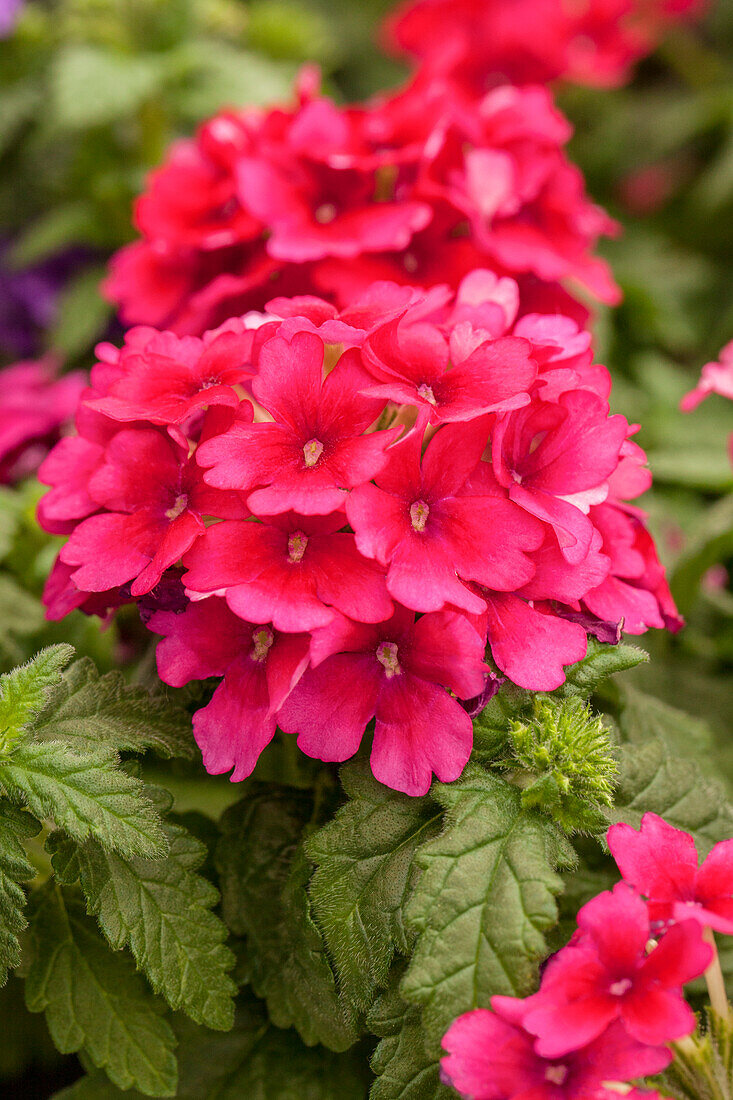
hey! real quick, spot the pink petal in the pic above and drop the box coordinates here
[484,593,587,690]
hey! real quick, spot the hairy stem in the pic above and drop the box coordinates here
[703,927,730,1021]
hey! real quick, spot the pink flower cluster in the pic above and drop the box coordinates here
[105,71,618,340]
[442,812,733,1100]
[0,358,86,485]
[384,0,704,93]
[39,272,679,796]
[682,340,733,467]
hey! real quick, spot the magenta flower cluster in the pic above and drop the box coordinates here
[39,271,680,796]
[441,812,733,1100]
[104,71,618,339]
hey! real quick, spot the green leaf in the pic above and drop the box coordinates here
[24,884,177,1097]
[306,761,442,1014]
[401,766,569,1042]
[49,265,114,359]
[612,738,733,854]
[557,639,649,698]
[0,645,75,755]
[31,658,194,759]
[0,741,167,859]
[368,974,451,1100]
[168,41,296,121]
[54,997,368,1099]
[51,46,164,129]
[0,577,45,667]
[48,801,236,1030]
[217,787,358,1050]
[671,494,733,614]
[617,684,714,760]
[0,801,40,984]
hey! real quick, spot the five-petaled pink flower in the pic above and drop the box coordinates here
[522,882,711,1055]
[151,597,309,781]
[278,605,488,795]
[198,330,400,515]
[608,812,733,936]
[441,997,671,1100]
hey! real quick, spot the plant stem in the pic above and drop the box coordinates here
[703,927,730,1021]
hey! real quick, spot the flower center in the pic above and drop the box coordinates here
[303,438,324,467]
[287,531,308,563]
[315,203,337,224]
[165,494,189,521]
[251,627,274,663]
[410,499,430,532]
[609,978,633,997]
[417,383,437,405]
[376,641,402,678]
[544,1065,568,1086]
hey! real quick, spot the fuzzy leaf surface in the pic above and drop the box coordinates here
[54,997,368,1099]
[217,787,358,1050]
[24,884,177,1096]
[369,974,451,1100]
[558,639,648,697]
[611,738,733,853]
[306,762,442,1013]
[31,658,194,759]
[48,799,236,1029]
[0,644,75,753]
[0,741,166,858]
[0,801,40,984]
[401,766,568,1041]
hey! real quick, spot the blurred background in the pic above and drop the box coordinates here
[1,1,732,1093]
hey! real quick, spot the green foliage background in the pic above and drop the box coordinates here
[0,1,732,1097]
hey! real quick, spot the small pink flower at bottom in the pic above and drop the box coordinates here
[441,998,671,1100]
[522,882,711,1056]
[608,812,733,935]
[150,597,309,781]
[277,606,488,796]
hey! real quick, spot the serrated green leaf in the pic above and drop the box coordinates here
[48,809,236,1030]
[611,738,733,854]
[217,787,358,1050]
[558,639,649,698]
[54,997,368,1100]
[0,741,166,859]
[31,658,194,759]
[24,884,177,1096]
[0,800,40,984]
[368,974,451,1100]
[401,766,568,1043]
[306,761,442,1014]
[0,645,75,755]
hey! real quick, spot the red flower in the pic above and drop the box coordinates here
[608,812,733,936]
[198,330,399,515]
[346,421,545,613]
[59,428,245,597]
[0,358,86,484]
[181,512,393,633]
[523,883,711,1055]
[383,0,703,94]
[441,998,671,1100]
[278,606,488,795]
[151,597,309,781]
